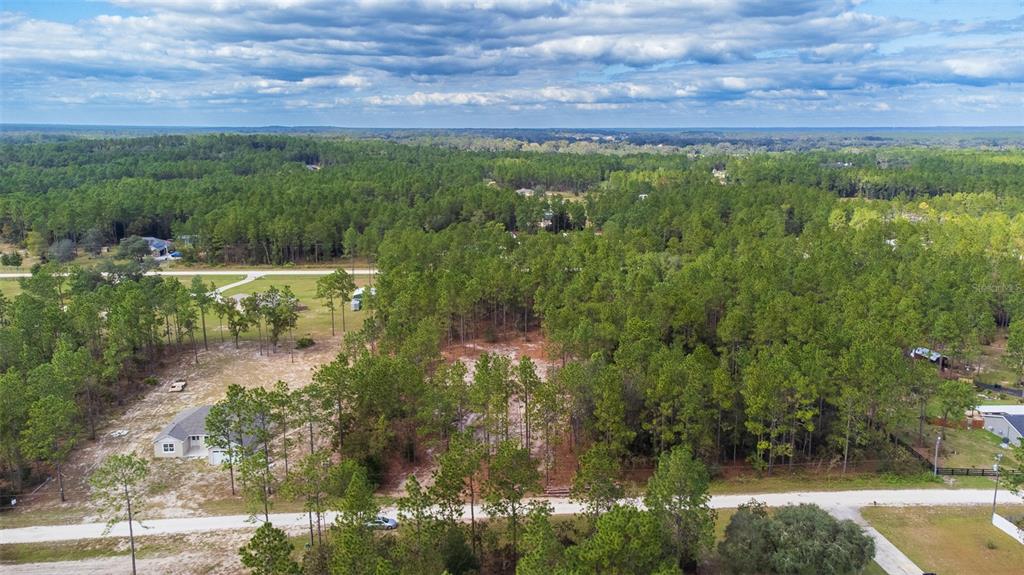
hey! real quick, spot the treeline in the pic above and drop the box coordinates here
[6,136,1022,265]
[0,136,611,263]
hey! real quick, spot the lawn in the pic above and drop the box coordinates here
[221,274,374,340]
[862,505,1024,575]
[0,279,21,299]
[899,423,1019,470]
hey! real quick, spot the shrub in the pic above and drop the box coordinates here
[0,252,22,267]
[143,376,159,387]
[720,501,875,575]
[296,336,315,349]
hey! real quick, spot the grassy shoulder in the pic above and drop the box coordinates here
[169,274,246,289]
[862,504,1024,575]
[0,531,251,566]
[708,469,983,495]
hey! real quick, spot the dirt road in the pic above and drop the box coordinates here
[3,488,1019,544]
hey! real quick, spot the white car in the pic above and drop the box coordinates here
[367,516,398,530]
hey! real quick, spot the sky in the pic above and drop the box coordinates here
[0,0,1022,128]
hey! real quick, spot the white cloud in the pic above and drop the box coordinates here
[1,0,1020,124]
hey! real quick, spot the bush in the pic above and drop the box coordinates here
[296,336,315,349]
[0,252,22,267]
[719,501,875,575]
[143,376,159,387]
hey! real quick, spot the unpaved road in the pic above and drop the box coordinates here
[3,489,1021,575]
[3,488,1019,544]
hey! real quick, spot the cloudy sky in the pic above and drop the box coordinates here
[1,0,1022,127]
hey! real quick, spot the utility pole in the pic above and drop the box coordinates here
[933,435,942,476]
[992,453,1003,517]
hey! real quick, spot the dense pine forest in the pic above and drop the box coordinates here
[3,135,1024,573]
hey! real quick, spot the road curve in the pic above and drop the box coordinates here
[1,488,1019,545]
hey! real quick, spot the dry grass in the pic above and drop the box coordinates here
[862,504,1024,575]
[0,530,257,574]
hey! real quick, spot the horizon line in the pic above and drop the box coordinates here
[2,123,1024,131]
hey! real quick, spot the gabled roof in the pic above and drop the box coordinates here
[1003,414,1024,437]
[153,405,211,442]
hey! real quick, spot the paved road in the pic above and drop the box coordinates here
[0,268,377,280]
[2,488,1018,545]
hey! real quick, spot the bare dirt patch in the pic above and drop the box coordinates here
[1,530,256,575]
[4,338,344,526]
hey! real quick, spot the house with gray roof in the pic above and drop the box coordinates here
[977,405,1024,446]
[152,405,221,463]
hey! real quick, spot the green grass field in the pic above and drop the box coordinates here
[220,274,374,339]
[862,505,1024,575]
[0,279,21,299]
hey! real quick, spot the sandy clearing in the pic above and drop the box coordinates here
[6,338,343,523]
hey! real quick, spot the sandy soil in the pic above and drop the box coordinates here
[8,337,344,523]
[3,530,255,575]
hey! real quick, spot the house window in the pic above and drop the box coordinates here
[189,435,201,441]
[162,443,175,453]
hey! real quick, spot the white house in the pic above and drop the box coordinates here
[977,405,1024,446]
[152,405,234,465]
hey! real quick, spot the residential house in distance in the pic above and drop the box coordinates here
[141,236,173,257]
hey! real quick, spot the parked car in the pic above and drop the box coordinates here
[367,516,398,530]
[169,380,187,392]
